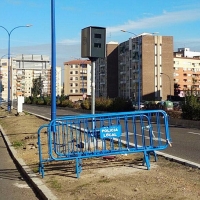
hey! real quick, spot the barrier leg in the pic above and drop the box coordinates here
[143,151,150,170]
[39,162,45,178]
[152,151,158,162]
[75,158,82,178]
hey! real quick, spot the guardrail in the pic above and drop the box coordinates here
[38,110,171,178]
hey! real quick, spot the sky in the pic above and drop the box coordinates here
[1,0,200,68]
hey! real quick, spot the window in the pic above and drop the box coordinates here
[70,77,73,80]
[70,71,73,74]
[94,33,101,38]
[75,71,78,74]
[75,77,78,80]
[94,43,101,48]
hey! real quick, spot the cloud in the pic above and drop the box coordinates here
[58,38,80,45]
[106,9,200,34]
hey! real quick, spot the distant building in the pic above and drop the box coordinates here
[95,41,119,98]
[63,59,91,102]
[176,48,200,58]
[174,49,200,97]
[96,34,173,101]
[0,54,62,102]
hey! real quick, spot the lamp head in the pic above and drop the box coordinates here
[26,24,32,27]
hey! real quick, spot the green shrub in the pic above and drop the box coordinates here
[110,97,133,112]
[81,99,91,110]
[25,97,31,104]
[36,98,44,105]
[43,97,51,105]
[182,95,200,120]
[60,99,73,108]
[95,97,113,111]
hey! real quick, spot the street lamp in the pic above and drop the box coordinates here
[160,73,171,100]
[0,24,32,112]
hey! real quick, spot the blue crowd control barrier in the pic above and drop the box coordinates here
[38,110,171,178]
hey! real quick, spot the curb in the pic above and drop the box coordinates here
[0,125,58,200]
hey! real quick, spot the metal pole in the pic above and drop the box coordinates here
[51,0,56,121]
[138,37,141,110]
[8,35,11,112]
[91,59,96,114]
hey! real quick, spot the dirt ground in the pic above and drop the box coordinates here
[0,107,200,200]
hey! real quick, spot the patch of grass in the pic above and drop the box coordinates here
[12,141,24,148]
[23,111,29,115]
[98,178,110,183]
[32,167,39,173]
[70,183,91,195]
[47,179,62,191]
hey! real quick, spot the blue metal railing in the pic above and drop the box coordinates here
[38,110,171,178]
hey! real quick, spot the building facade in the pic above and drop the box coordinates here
[174,48,200,97]
[118,34,174,101]
[0,54,62,102]
[63,60,91,102]
[95,41,119,98]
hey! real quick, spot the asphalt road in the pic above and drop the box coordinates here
[22,104,200,164]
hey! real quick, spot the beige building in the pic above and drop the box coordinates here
[63,59,91,102]
[174,48,200,97]
[118,34,174,101]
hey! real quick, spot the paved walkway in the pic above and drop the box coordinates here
[0,133,39,200]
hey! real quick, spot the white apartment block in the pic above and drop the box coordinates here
[0,55,62,102]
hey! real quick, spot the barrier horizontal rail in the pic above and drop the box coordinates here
[38,110,171,178]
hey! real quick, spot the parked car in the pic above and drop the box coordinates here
[132,102,145,110]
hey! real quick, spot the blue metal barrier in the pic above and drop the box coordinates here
[38,110,171,178]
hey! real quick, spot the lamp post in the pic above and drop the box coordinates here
[160,73,171,100]
[0,24,32,112]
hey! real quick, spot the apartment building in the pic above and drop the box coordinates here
[0,54,62,102]
[174,48,200,96]
[118,34,174,101]
[63,59,91,102]
[0,58,9,101]
[95,41,119,98]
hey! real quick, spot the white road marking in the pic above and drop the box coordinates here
[122,132,167,142]
[188,132,200,136]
